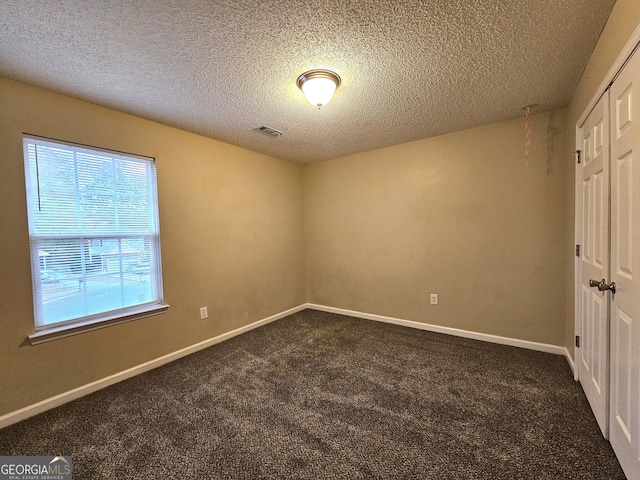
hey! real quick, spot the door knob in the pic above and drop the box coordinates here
[589,278,616,294]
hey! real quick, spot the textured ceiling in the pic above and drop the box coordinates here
[0,0,616,164]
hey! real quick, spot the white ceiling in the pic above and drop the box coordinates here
[0,1,616,165]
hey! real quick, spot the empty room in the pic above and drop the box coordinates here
[1,1,639,478]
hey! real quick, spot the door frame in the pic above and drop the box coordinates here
[574,23,640,384]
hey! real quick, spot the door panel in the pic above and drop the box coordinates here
[615,152,633,280]
[609,45,640,480]
[594,170,605,268]
[578,94,610,437]
[584,288,606,397]
[612,307,632,441]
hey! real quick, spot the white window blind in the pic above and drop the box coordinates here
[23,135,165,333]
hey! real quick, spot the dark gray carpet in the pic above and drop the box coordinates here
[0,309,625,479]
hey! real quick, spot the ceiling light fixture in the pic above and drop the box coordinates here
[296,69,341,109]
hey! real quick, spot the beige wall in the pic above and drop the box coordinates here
[564,0,640,360]
[0,77,306,417]
[304,109,568,345]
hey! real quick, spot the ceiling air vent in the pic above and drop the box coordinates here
[258,125,283,136]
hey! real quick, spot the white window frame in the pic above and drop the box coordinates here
[23,134,169,344]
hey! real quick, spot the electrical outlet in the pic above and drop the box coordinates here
[199,306,208,320]
[430,294,438,305]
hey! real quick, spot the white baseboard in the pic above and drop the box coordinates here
[0,304,307,430]
[565,347,577,380]
[2,302,568,430]
[304,303,565,356]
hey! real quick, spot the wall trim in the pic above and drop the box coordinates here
[576,22,640,127]
[0,304,307,430]
[305,303,565,355]
[565,347,577,379]
[2,302,567,430]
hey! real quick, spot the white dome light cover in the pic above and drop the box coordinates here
[296,70,341,108]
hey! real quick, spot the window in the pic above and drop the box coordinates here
[23,135,167,343]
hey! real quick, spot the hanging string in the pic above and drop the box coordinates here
[524,105,531,168]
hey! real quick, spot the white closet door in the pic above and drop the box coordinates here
[609,45,640,480]
[578,94,611,437]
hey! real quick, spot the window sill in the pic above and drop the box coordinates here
[28,304,170,345]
